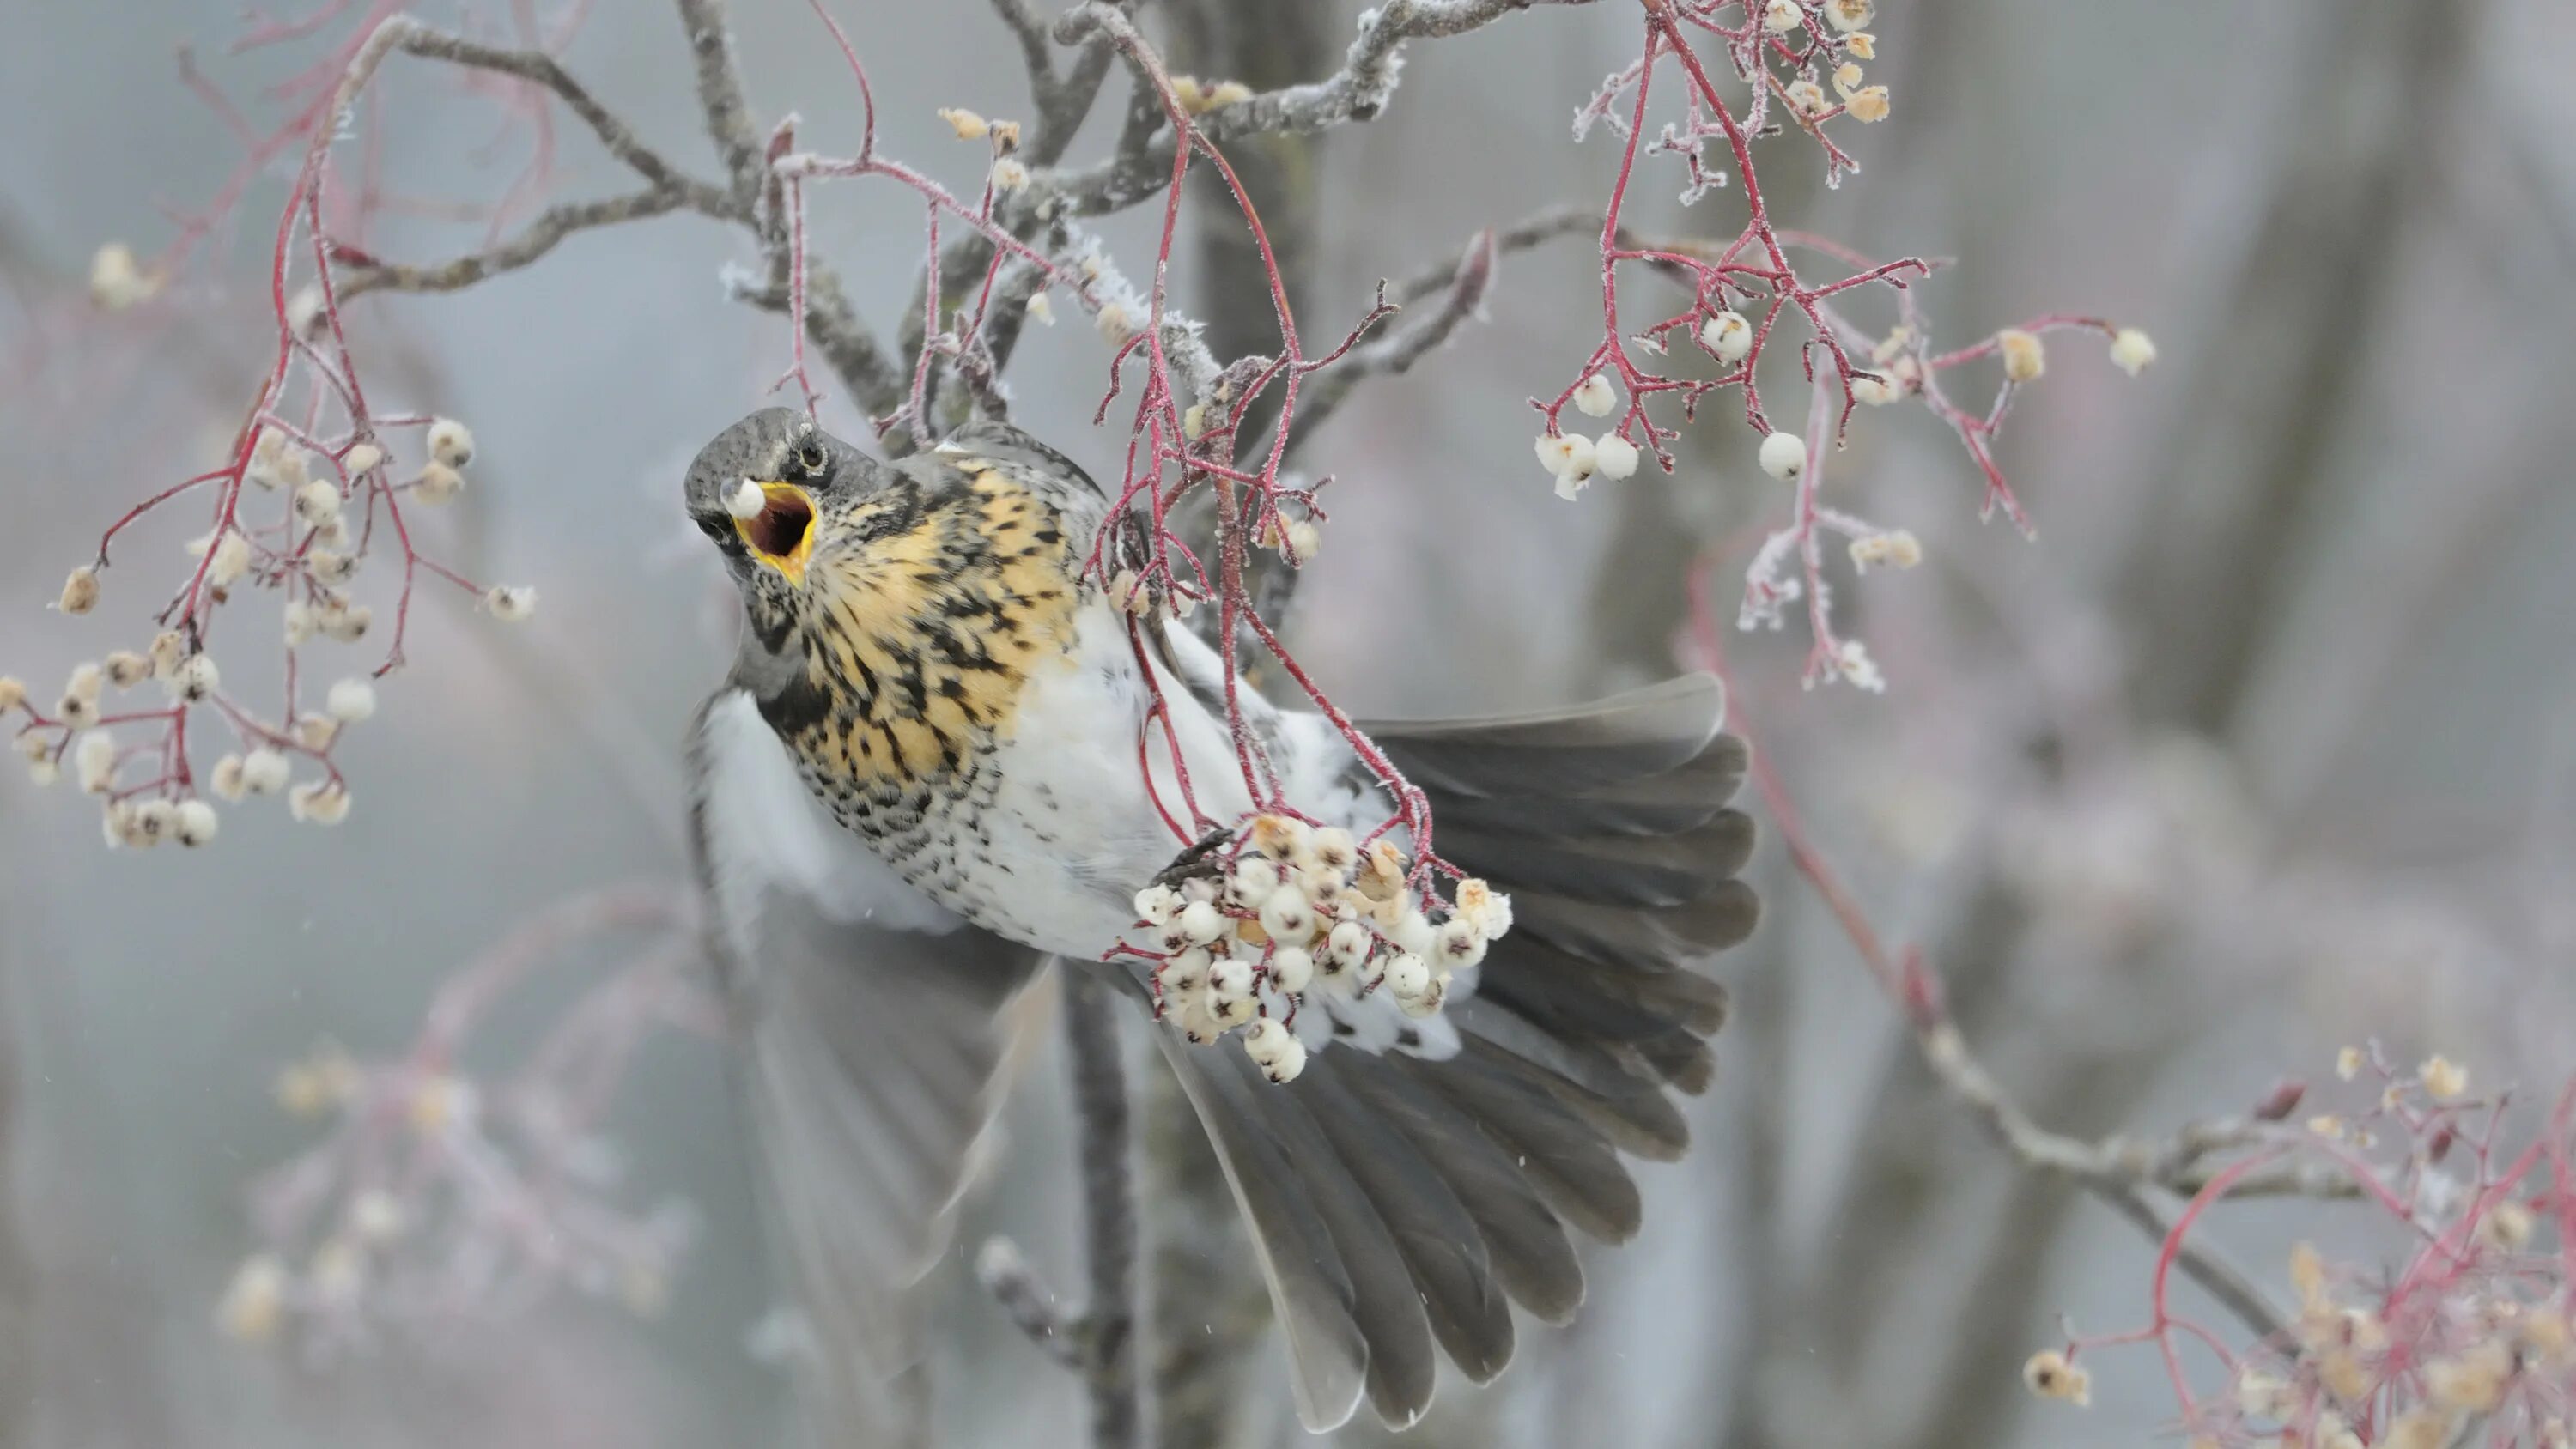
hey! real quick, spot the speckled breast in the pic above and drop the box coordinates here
[768,459,1089,923]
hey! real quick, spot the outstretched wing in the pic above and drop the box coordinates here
[688,688,1053,1446]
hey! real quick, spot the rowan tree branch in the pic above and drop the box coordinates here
[978,976,1141,1449]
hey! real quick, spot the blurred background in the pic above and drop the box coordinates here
[3,1,2573,1445]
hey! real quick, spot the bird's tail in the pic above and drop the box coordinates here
[1155,675,1758,1433]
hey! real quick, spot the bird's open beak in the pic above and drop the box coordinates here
[733,482,817,585]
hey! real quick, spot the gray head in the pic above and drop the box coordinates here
[682,408,884,626]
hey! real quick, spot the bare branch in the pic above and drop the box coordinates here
[1039,0,1598,218]
[979,978,1140,1448]
[1066,974,1140,1449]
[975,1237,1086,1373]
[338,186,698,300]
[1287,207,1597,457]
[671,0,767,206]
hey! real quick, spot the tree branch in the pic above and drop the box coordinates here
[671,0,768,207]
[337,186,700,299]
[981,977,1141,1449]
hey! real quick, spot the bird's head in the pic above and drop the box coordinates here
[682,408,894,635]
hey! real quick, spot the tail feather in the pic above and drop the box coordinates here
[1296,1066,1518,1385]
[1402,1046,1643,1241]
[1163,673,1758,1432]
[1440,811,1752,906]
[1370,675,1722,793]
[1332,1051,1586,1325]
[1513,881,1759,972]
[1149,1028,1370,1429]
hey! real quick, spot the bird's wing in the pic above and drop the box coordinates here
[688,688,1052,1446]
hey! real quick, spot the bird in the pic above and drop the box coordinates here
[679,407,1758,1441]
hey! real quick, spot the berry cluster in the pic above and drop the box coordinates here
[1130,815,1511,1085]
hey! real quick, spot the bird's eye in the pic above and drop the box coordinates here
[795,440,827,474]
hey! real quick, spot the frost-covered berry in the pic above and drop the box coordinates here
[343,442,385,477]
[74,731,117,793]
[1325,918,1373,969]
[1571,372,1617,418]
[1397,974,1449,1018]
[1258,885,1315,946]
[1701,309,1753,365]
[485,585,538,622]
[173,799,219,847]
[1535,432,1595,486]
[58,567,100,615]
[209,530,253,588]
[240,749,291,796]
[102,652,149,689]
[319,601,374,643]
[1227,856,1281,910]
[426,416,475,469]
[1304,828,1357,879]
[1594,433,1641,481]
[413,461,465,506]
[210,753,247,802]
[1283,518,1321,564]
[937,106,989,141]
[1997,328,2045,383]
[1244,1018,1307,1082]
[1824,0,1874,32]
[167,652,220,702]
[1763,0,1804,33]
[0,676,22,714]
[1157,949,1210,997]
[1267,946,1314,995]
[1208,957,1253,1002]
[1845,86,1890,123]
[1848,530,1923,571]
[1249,814,1309,861]
[1026,291,1054,326]
[294,479,343,528]
[2021,1349,2092,1405]
[1133,883,1183,925]
[131,799,175,847]
[311,550,361,588]
[288,779,351,825]
[2109,327,2157,376]
[89,241,158,311]
[326,677,377,724]
[1758,430,1807,482]
[1177,899,1226,945]
[1850,371,1898,406]
[1383,951,1431,999]
[1435,916,1488,971]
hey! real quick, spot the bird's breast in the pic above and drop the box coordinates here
[769,466,1085,803]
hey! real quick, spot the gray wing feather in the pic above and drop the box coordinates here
[689,690,1049,1446]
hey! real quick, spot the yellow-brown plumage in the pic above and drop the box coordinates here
[776,461,1084,795]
